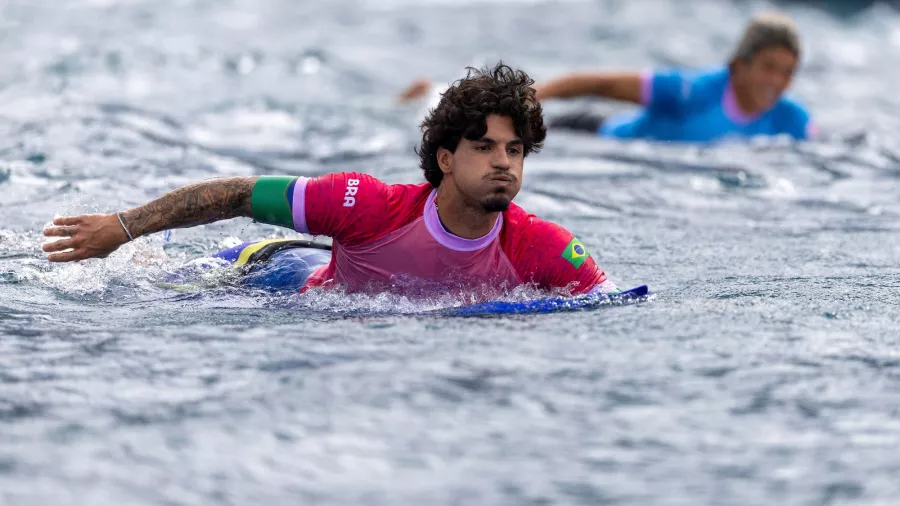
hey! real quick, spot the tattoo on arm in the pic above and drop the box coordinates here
[122,177,257,238]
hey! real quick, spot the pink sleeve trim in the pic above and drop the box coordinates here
[291,176,309,234]
[640,69,654,106]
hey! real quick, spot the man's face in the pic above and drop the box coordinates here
[439,114,524,213]
[733,45,797,111]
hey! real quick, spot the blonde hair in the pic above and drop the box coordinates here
[729,13,801,67]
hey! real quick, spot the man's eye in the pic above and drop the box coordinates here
[508,148,521,155]
[476,145,491,152]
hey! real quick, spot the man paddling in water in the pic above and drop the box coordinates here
[43,63,620,299]
[401,13,815,143]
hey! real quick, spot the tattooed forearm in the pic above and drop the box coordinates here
[121,177,257,238]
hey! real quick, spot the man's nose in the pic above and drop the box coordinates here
[492,149,511,170]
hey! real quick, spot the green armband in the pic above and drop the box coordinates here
[250,176,297,229]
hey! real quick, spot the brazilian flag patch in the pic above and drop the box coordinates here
[561,237,589,269]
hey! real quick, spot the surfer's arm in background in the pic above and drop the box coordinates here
[534,72,644,104]
[43,177,257,262]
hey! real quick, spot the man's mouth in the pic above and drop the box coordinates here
[488,173,516,184]
[759,86,778,104]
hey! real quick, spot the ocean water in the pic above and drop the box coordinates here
[2,0,900,504]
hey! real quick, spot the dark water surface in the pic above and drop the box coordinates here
[2,0,900,504]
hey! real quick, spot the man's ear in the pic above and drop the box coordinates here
[437,146,453,175]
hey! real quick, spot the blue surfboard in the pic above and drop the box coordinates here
[443,285,650,316]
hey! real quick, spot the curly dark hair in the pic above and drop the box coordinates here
[417,62,547,187]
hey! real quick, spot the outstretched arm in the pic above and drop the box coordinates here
[43,176,257,262]
[534,72,644,104]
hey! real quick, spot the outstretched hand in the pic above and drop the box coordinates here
[397,78,432,104]
[42,214,130,262]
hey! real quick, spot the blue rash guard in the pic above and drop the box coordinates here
[600,66,815,143]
